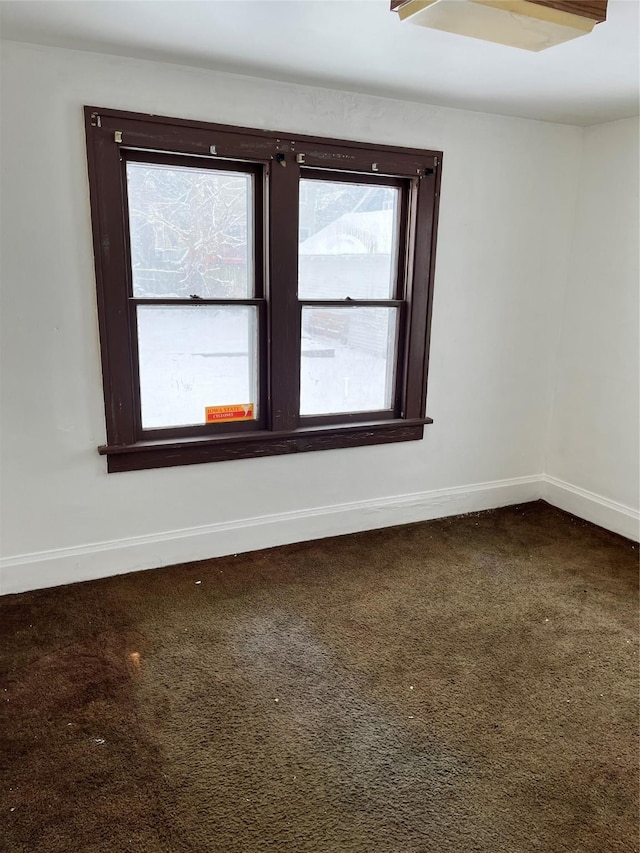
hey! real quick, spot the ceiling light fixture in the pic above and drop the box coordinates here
[391,0,608,52]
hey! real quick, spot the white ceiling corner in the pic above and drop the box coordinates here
[0,0,638,125]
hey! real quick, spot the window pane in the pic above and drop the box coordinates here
[300,307,398,415]
[298,180,400,300]
[127,162,253,298]
[137,306,258,429]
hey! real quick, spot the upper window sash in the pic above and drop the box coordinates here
[123,150,263,302]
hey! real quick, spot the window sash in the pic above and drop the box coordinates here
[121,151,267,440]
[298,301,405,424]
[122,149,265,302]
[130,300,268,440]
[298,170,408,303]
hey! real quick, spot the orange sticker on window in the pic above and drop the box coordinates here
[205,404,255,424]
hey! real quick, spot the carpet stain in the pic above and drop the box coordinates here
[1,502,638,852]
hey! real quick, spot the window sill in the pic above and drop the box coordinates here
[99,417,433,472]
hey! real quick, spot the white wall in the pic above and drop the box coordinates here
[546,117,640,528]
[0,40,601,592]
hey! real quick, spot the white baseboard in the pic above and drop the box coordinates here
[3,474,636,596]
[0,475,541,595]
[542,475,640,543]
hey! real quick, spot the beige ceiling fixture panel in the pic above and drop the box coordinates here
[391,0,608,51]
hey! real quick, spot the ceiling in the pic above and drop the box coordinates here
[1,0,638,125]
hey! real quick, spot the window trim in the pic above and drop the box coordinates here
[84,106,442,472]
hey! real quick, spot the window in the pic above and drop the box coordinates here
[85,107,442,471]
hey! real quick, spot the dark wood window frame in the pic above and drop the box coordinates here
[84,106,442,472]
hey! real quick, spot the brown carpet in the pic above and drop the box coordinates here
[1,501,638,852]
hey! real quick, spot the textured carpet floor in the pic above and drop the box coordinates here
[1,501,638,852]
